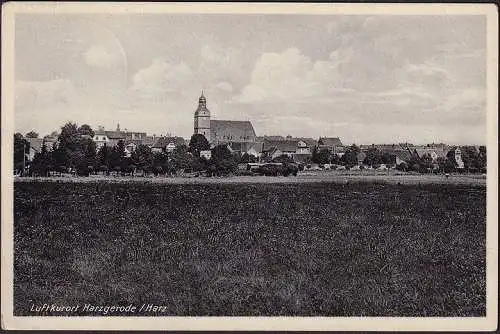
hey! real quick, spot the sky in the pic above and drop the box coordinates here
[14,13,487,144]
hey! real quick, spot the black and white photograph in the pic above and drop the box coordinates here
[1,2,498,331]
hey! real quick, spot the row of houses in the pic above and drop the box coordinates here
[26,124,471,169]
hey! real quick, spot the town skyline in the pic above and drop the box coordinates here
[15,13,487,145]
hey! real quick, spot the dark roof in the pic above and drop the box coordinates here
[295,137,317,148]
[124,139,143,146]
[263,139,299,152]
[256,135,285,141]
[247,142,264,153]
[142,136,157,146]
[390,150,412,162]
[318,137,343,147]
[152,136,186,148]
[210,120,256,142]
[414,147,446,159]
[105,131,126,139]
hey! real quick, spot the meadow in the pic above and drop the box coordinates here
[14,179,486,316]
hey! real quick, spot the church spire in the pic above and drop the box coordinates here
[198,90,206,107]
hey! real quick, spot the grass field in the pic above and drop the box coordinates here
[14,180,486,316]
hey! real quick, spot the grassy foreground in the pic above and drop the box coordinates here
[14,181,486,316]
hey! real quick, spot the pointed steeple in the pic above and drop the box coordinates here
[198,90,206,107]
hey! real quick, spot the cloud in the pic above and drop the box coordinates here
[15,79,80,109]
[83,43,123,68]
[234,48,342,103]
[130,58,194,98]
[215,81,234,92]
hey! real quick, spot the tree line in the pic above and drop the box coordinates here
[14,122,487,176]
[310,144,486,173]
[14,122,244,177]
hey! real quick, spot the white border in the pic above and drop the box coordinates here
[1,2,498,331]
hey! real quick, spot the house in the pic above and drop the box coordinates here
[142,136,157,148]
[246,142,264,158]
[93,125,148,150]
[295,137,317,149]
[151,136,186,153]
[375,149,412,166]
[262,139,313,162]
[413,147,446,162]
[394,150,413,166]
[318,137,343,154]
[263,139,300,159]
[93,129,111,149]
[296,140,312,154]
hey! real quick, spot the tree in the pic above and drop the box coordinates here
[312,147,330,164]
[110,140,126,170]
[382,152,396,166]
[210,144,237,175]
[340,147,358,167]
[52,145,69,173]
[436,156,455,173]
[188,134,210,156]
[171,146,192,171]
[58,122,81,151]
[477,146,487,172]
[97,144,112,170]
[329,153,340,165]
[419,153,434,173]
[76,138,97,175]
[363,148,383,166]
[460,146,485,172]
[78,124,95,137]
[408,154,421,172]
[131,144,154,170]
[14,133,30,173]
[25,131,39,138]
[31,143,53,176]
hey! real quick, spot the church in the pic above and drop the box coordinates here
[193,92,257,153]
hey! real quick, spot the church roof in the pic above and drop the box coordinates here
[210,120,256,141]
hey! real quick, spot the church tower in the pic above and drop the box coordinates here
[194,91,211,140]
